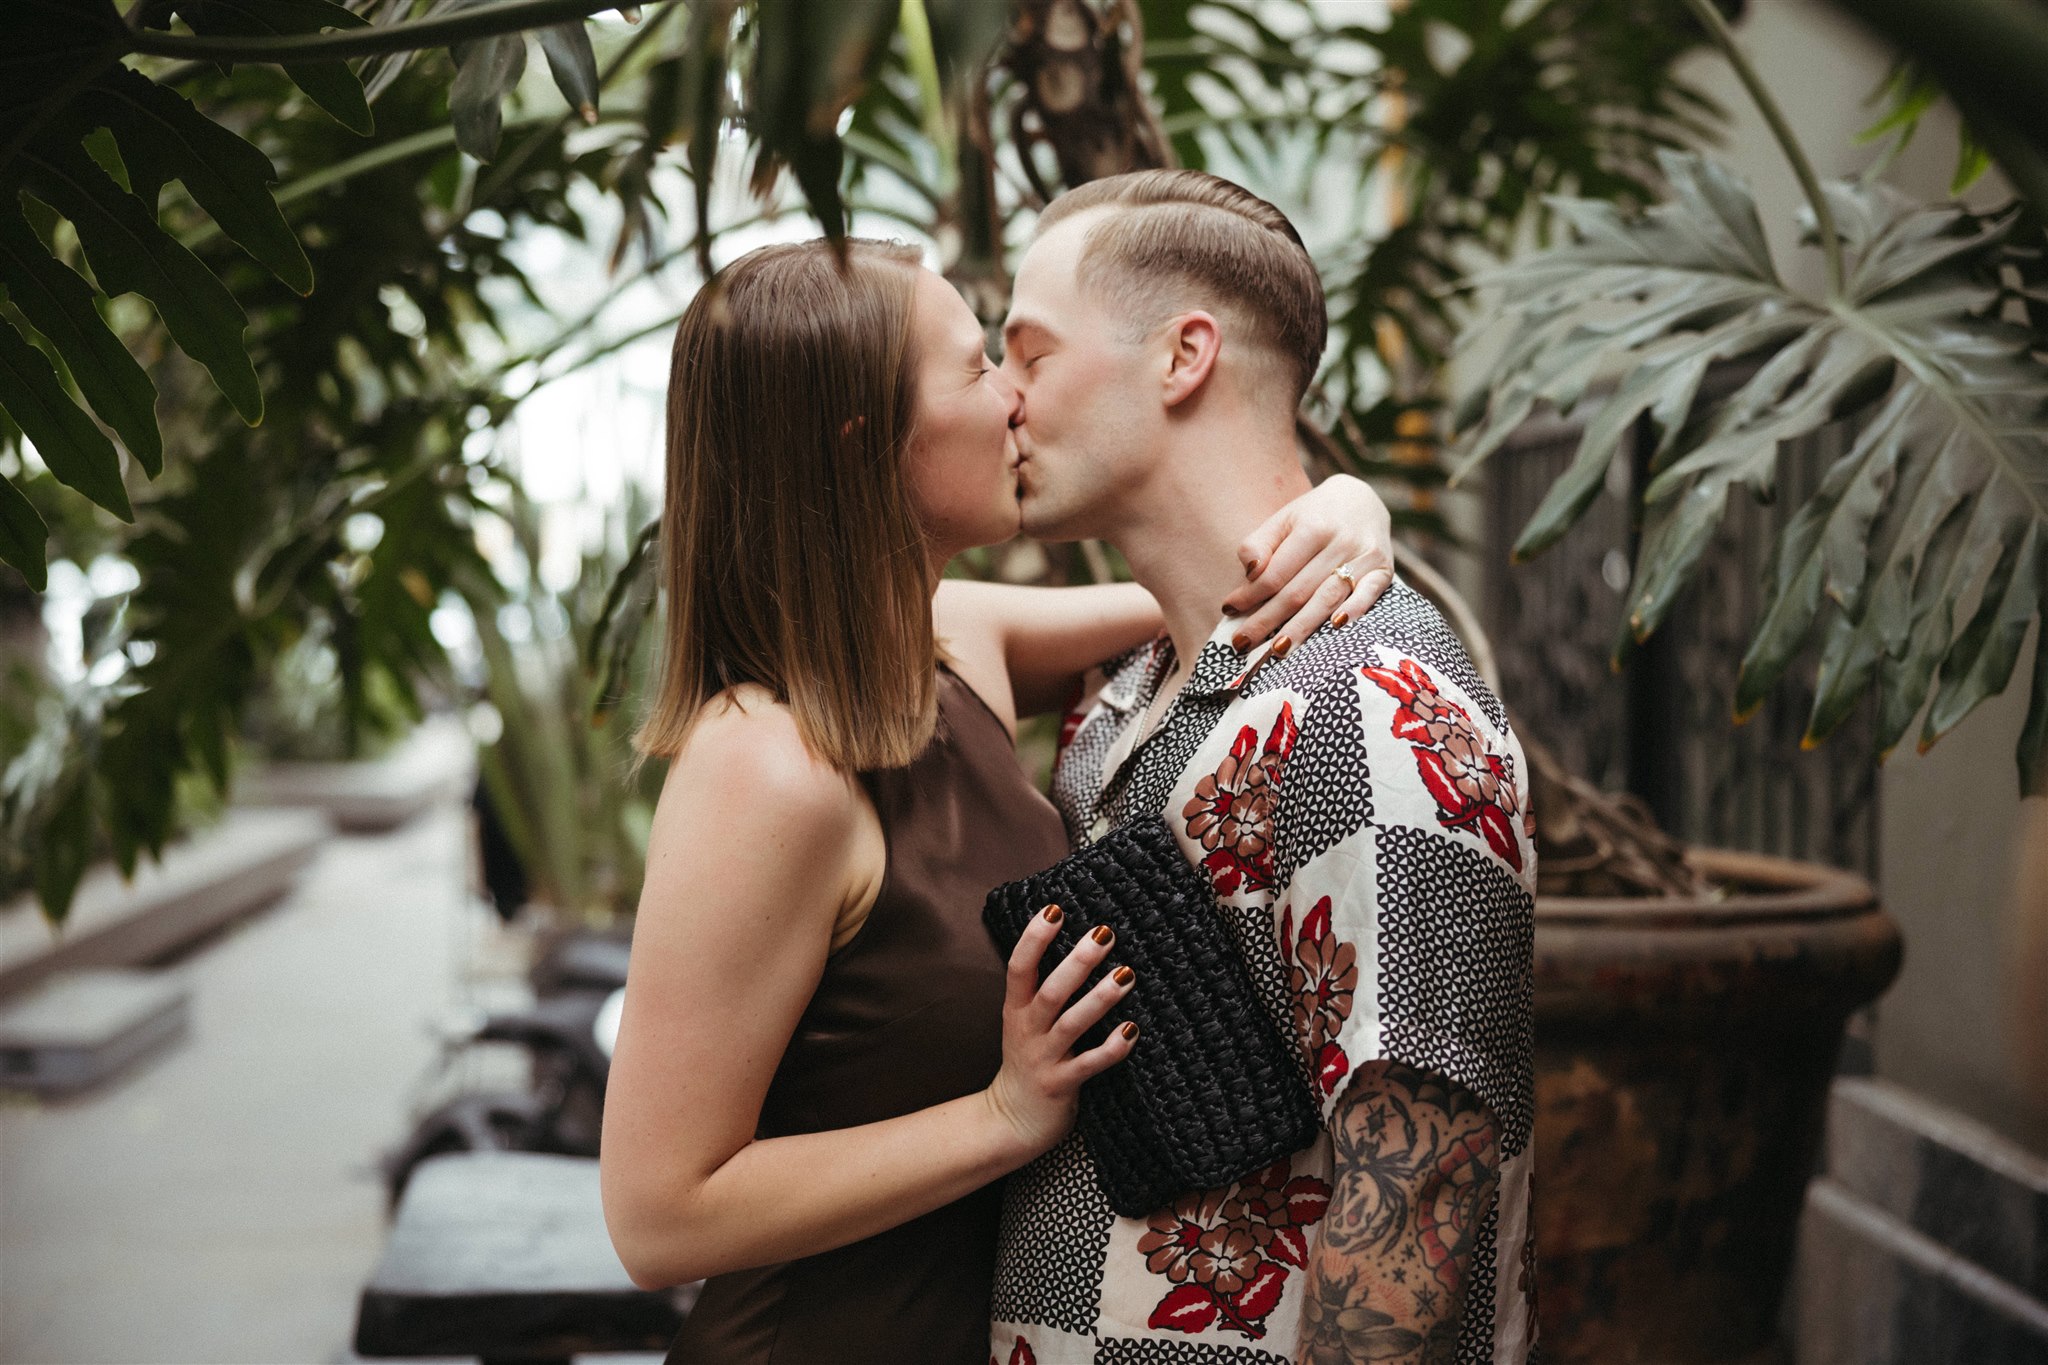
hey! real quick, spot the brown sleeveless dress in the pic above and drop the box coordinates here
[664,664,1070,1365]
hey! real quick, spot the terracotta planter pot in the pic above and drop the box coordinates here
[1532,848,1902,1364]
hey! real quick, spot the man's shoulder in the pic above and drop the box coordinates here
[1240,579,1508,729]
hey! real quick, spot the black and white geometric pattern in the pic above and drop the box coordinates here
[993,1129,1118,1333]
[1371,823,1537,1155]
[1234,583,1509,746]
[1051,641,1164,844]
[999,578,1536,1365]
[1456,1198,1503,1365]
[1093,638,1244,836]
[1270,667,1375,888]
[1101,689,1230,833]
[1094,1339,1293,1365]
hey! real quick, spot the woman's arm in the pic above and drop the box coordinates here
[936,579,1161,734]
[600,698,1132,1288]
[936,474,1399,732]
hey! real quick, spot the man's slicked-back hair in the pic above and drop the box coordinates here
[1033,169,1325,405]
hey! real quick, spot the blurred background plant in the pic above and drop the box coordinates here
[463,480,663,926]
[43,0,2024,925]
[1449,0,2048,801]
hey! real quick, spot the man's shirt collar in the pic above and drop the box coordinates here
[1096,614,1286,716]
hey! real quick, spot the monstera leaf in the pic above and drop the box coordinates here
[1451,150,2048,793]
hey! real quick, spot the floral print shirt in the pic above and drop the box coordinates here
[991,579,1538,1365]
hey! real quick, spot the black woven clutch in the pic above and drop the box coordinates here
[982,812,1320,1217]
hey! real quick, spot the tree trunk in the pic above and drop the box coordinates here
[1001,0,1172,199]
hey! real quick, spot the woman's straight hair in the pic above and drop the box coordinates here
[635,238,936,772]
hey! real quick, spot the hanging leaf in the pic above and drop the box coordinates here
[32,771,96,926]
[923,0,1008,92]
[681,0,737,272]
[87,65,314,296]
[0,304,130,519]
[0,469,48,590]
[17,137,262,422]
[179,0,374,135]
[1452,150,2048,789]
[0,206,161,473]
[749,0,900,239]
[450,22,530,162]
[537,21,601,125]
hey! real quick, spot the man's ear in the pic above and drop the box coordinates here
[1160,310,1222,409]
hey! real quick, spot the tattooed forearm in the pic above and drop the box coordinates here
[1298,1061,1498,1365]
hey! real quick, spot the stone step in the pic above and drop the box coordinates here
[1796,1078,2048,1364]
[1798,1178,2048,1365]
[0,807,331,1003]
[1826,1077,2048,1298]
[0,968,191,1095]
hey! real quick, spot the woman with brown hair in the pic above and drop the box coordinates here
[599,238,1391,1365]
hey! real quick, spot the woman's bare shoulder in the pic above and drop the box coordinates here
[659,686,862,827]
[643,686,885,950]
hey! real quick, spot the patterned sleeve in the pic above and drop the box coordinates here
[1268,646,1536,1146]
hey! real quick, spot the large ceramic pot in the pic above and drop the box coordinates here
[1532,847,1902,1364]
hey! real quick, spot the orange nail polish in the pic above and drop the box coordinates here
[1090,925,1115,946]
[1332,611,1350,629]
[1120,1021,1140,1041]
[1231,633,1249,653]
[1042,904,1062,924]
[1271,635,1292,658]
[1113,965,1135,987]
[1221,604,1239,617]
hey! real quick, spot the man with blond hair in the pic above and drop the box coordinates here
[989,170,1537,1365]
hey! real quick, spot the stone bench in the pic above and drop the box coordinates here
[0,968,190,1095]
[237,715,475,832]
[0,807,329,1004]
[353,1150,693,1365]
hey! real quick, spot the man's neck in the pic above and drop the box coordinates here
[1111,423,1311,673]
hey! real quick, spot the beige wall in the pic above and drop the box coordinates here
[1689,0,2045,1154]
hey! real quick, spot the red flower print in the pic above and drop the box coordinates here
[1136,1188,1236,1286]
[1182,704,1298,895]
[1285,897,1358,1097]
[1137,1158,1331,1340]
[1149,1283,1222,1334]
[1222,1157,1332,1269]
[994,1336,1035,1365]
[1361,658,1525,871]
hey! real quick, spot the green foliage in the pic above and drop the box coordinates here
[0,0,648,591]
[0,52,605,921]
[1313,0,1728,406]
[1830,0,2048,217]
[1451,150,2048,793]
[1858,64,1992,198]
[468,486,663,920]
[0,0,1737,924]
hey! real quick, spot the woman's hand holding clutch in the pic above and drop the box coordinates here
[982,903,1137,1159]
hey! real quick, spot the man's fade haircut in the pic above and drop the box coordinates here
[1032,169,1325,406]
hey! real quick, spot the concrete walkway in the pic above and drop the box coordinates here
[0,798,634,1365]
